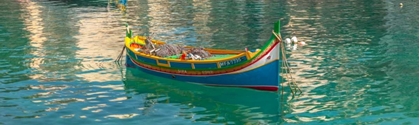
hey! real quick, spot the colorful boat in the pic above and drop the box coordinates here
[124,20,283,91]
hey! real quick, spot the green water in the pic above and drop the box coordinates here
[0,0,418,124]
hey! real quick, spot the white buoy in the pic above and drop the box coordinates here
[286,44,292,50]
[292,44,297,50]
[285,38,291,44]
[291,36,298,43]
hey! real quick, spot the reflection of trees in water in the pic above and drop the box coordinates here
[17,0,81,81]
[125,0,288,50]
[378,0,419,115]
[0,1,31,83]
[280,0,418,123]
[16,0,124,82]
[191,0,214,47]
[208,0,268,49]
[72,7,127,82]
[133,0,197,46]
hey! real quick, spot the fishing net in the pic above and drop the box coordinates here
[142,38,212,59]
[189,47,212,59]
[154,45,212,59]
[155,44,185,57]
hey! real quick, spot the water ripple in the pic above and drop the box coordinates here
[0,0,418,124]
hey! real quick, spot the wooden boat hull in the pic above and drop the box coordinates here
[124,20,282,91]
[126,56,279,91]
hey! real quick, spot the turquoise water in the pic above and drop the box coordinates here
[0,0,418,124]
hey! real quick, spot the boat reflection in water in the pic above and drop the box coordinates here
[122,67,284,124]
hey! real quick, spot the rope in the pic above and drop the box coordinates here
[272,31,302,98]
[115,46,126,62]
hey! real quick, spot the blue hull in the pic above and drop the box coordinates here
[126,56,280,91]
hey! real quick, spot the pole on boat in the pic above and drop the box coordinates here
[115,24,131,62]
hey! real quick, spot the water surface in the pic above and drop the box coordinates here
[0,0,418,124]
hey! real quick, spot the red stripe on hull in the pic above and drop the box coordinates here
[206,85,279,91]
[246,86,279,91]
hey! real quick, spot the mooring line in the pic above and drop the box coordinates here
[272,31,302,99]
[115,46,126,62]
